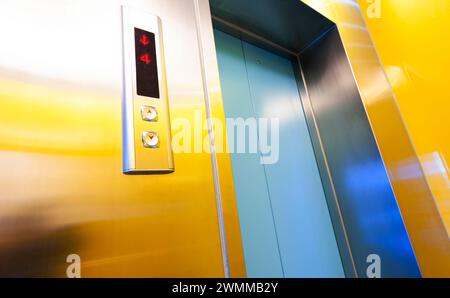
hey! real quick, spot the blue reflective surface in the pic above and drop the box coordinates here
[300,27,421,277]
[215,30,344,277]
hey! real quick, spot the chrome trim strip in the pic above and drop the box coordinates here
[194,0,230,278]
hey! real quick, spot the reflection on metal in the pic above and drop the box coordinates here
[195,0,247,277]
[418,152,450,237]
[0,0,244,277]
[299,27,420,277]
[210,0,422,277]
[121,7,174,173]
[0,0,441,278]
[210,0,356,277]
[302,0,450,277]
[214,29,345,277]
[210,0,334,54]
[194,0,230,277]
[294,58,357,277]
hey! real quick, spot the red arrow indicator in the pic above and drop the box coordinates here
[139,34,150,46]
[140,53,151,65]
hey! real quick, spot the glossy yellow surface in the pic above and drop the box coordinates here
[0,0,245,277]
[358,0,450,238]
[302,0,450,276]
[196,0,247,277]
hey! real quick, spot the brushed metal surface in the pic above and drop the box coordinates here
[209,0,334,53]
[209,0,356,277]
[215,29,345,277]
[0,0,244,277]
[303,0,450,277]
[195,0,247,277]
[121,7,174,173]
[294,58,357,277]
[300,27,421,277]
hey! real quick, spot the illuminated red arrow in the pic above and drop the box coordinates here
[139,34,150,45]
[140,53,151,65]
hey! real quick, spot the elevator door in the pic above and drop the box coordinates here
[214,30,345,277]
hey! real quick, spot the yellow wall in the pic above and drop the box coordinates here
[302,0,450,276]
[0,0,247,277]
[357,0,450,237]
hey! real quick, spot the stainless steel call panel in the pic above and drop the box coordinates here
[122,6,174,174]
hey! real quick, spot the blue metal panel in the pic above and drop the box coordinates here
[215,30,344,277]
[300,27,421,277]
[214,30,284,277]
[242,41,344,277]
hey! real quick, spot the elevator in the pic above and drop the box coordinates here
[208,0,421,278]
[214,30,344,277]
[0,0,429,277]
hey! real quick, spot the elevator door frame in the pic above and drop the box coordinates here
[214,29,347,277]
[210,20,355,278]
[206,0,422,277]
